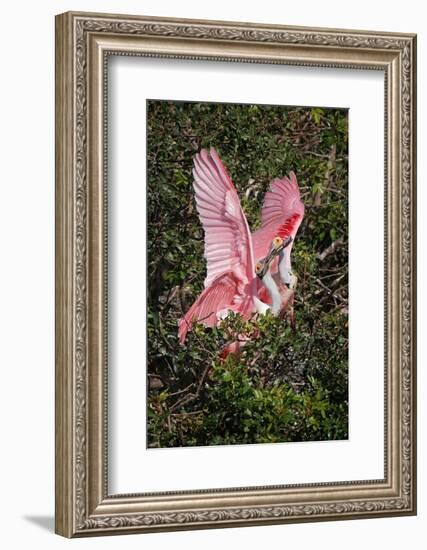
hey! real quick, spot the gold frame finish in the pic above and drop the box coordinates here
[55,11,417,537]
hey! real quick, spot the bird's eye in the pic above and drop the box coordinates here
[255,263,262,272]
[274,236,282,246]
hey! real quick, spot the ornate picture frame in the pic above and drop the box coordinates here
[55,11,417,537]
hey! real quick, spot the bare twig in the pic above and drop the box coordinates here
[170,361,212,412]
[170,392,198,412]
[168,383,194,398]
[163,285,179,309]
[171,410,204,417]
[318,239,344,262]
[196,362,212,396]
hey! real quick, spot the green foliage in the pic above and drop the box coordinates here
[147,100,348,448]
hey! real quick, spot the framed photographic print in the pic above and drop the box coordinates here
[55,11,417,537]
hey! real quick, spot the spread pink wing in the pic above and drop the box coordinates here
[192,148,255,289]
[178,272,252,344]
[252,172,305,263]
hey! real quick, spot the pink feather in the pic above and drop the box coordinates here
[252,172,304,264]
[178,272,253,344]
[178,148,304,343]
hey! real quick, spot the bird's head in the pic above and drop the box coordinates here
[272,236,284,251]
[271,235,293,254]
[256,236,293,279]
[262,235,293,267]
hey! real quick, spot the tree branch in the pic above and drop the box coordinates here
[318,239,344,262]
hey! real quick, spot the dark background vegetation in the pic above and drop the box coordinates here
[147,100,348,448]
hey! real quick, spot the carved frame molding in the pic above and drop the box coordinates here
[55,11,416,537]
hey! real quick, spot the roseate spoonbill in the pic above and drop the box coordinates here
[178,148,304,344]
[255,236,296,315]
[252,172,305,289]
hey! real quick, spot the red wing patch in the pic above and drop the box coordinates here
[276,213,302,239]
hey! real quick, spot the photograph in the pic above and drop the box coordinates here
[147,99,349,448]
